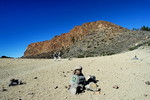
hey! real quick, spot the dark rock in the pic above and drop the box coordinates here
[34,77,38,79]
[144,94,148,97]
[55,86,58,89]
[113,85,119,89]
[145,81,150,85]
[9,79,25,86]
[28,93,35,95]
[2,87,7,92]
[65,86,68,89]
[62,71,65,73]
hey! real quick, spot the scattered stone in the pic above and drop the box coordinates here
[145,81,150,85]
[103,93,106,95]
[97,69,100,71]
[65,86,68,89]
[55,86,58,89]
[28,93,35,95]
[146,36,150,39]
[64,97,67,99]
[34,77,38,79]
[68,57,72,60]
[2,87,7,92]
[113,85,119,89]
[144,94,148,97]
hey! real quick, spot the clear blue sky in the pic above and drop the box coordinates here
[0,0,150,58]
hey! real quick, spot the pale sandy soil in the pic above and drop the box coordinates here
[0,46,150,100]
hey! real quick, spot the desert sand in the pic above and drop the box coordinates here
[0,46,150,100]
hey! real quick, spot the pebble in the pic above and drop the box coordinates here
[113,85,119,89]
[64,97,67,99]
[2,87,7,92]
[55,86,58,89]
[145,81,150,85]
[144,94,148,97]
[28,93,35,95]
[103,93,106,95]
[65,86,68,89]
[34,77,38,79]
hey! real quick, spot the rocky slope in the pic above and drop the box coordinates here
[23,21,129,58]
[62,31,150,58]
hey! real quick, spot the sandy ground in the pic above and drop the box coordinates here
[0,46,150,100]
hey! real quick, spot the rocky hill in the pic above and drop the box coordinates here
[62,31,150,58]
[23,21,150,58]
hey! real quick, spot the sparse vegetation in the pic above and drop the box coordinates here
[128,46,138,51]
[140,26,150,31]
[148,41,150,46]
[132,26,150,31]
[101,52,116,56]
[77,55,84,58]
[128,41,149,51]
[1,56,13,58]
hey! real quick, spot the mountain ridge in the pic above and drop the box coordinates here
[23,20,130,58]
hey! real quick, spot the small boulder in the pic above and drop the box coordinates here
[113,85,119,89]
[2,87,7,92]
[34,77,38,79]
[145,81,150,85]
[144,94,148,97]
[55,86,58,89]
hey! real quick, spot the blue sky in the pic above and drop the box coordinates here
[0,0,150,58]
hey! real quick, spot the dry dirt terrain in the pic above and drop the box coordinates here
[0,46,150,100]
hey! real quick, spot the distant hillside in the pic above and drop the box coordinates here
[0,56,13,59]
[23,21,129,58]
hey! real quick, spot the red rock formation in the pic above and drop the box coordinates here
[24,21,128,57]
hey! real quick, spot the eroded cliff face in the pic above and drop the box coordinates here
[24,21,128,58]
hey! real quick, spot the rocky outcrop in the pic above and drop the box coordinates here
[23,21,129,58]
